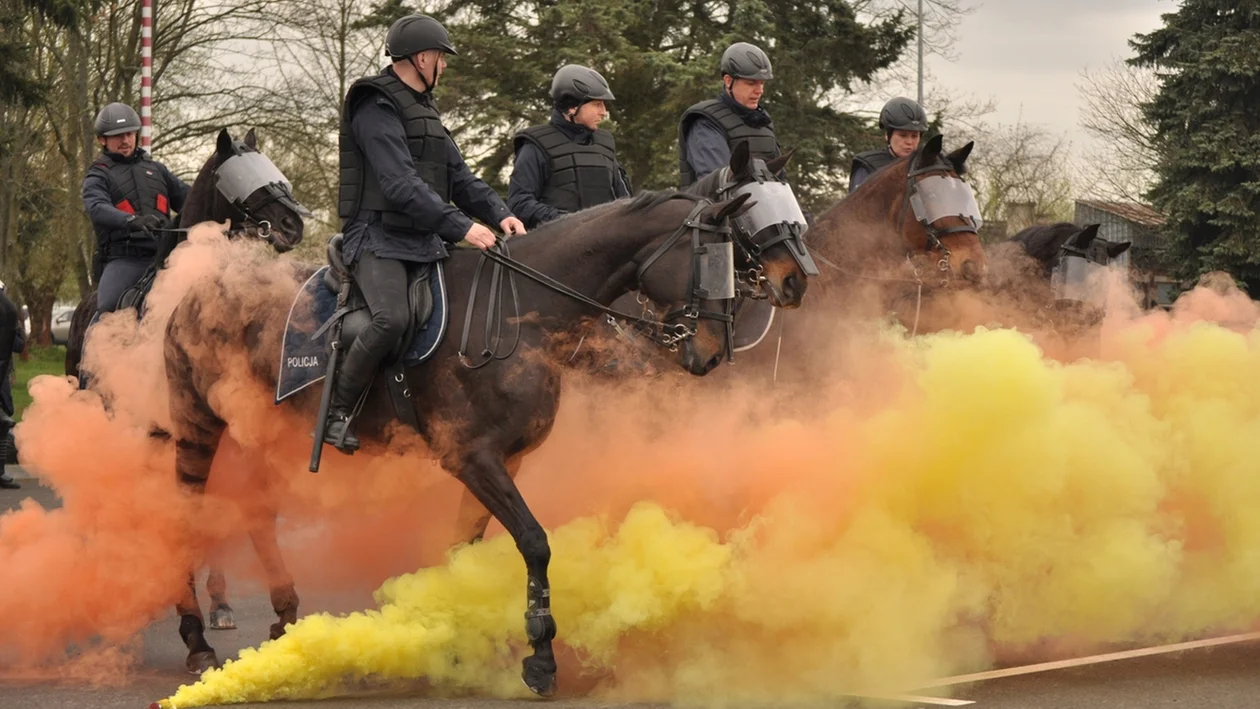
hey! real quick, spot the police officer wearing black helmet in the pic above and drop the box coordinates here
[508,64,632,228]
[326,13,526,451]
[81,102,189,315]
[848,96,929,193]
[678,41,782,187]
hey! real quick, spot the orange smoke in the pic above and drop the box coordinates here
[2,221,1260,704]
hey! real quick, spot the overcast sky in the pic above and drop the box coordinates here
[915,0,1170,155]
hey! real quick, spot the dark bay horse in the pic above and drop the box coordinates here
[64,128,308,380]
[63,128,309,631]
[984,221,1133,333]
[163,191,756,693]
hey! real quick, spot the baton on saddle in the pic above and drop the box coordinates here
[309,277,351,473]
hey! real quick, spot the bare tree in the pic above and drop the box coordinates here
[1076,59,1158,202]
[960,118,1078,238]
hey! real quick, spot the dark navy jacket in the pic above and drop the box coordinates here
[341,76,513,265]
[508,109,631,228]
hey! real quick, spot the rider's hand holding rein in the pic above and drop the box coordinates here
[464,221,498,250]
[500,215,526,237]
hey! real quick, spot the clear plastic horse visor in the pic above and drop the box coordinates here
[1053,254,1110,305]
[733,180,808,233]
[732,180,819,275]
[215,152,293,205]
[910,174,983,229]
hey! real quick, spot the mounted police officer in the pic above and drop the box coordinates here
[848,96,929,193]
[678,42,781,187]
[325,13,526,451]
[81,102,189,315]
[508,64,632,228]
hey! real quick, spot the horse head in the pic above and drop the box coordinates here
[688,142,815,308]
[633,193,757,375]
[197,128,311,252]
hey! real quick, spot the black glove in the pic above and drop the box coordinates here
[128,214,167,232]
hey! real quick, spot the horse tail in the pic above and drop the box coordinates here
[164,305,224,492]
[64,292,98,379]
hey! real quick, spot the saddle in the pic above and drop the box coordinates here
[323,233,434,364]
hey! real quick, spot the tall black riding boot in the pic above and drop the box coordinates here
[0,426,18,490]
[320,339,378,453]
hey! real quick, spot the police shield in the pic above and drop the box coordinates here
[696,241,736,300]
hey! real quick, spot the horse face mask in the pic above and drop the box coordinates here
[215,151,312,219]
[731,173,819,276]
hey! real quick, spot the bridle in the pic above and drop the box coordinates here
[706,164,818,301]
[213,143,312,247]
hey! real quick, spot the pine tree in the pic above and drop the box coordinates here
[1131,1,1260,292]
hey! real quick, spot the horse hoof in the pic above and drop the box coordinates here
[521,657,558,698]
[269,621,288,641]
[208,605,237,630]
[186,650,219,675]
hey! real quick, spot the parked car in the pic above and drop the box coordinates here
[50,304,77,346]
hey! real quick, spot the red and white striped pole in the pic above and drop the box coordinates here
[140,0,153,148]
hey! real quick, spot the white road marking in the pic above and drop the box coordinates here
[909,630,1260,690]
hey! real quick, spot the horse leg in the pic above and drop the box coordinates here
[168,327,227,672]
[176,571,218,674]
[451,458,521,546]
[247,510,299,641]
[456,449,556,697]
[206,555,237,630]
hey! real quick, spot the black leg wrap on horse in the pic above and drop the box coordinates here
[525,608,556,644]
[525,576,555,644]
[179,614,209,649]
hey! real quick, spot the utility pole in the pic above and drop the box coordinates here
[917,0,924,107]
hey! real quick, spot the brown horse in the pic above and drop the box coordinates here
[725,134,987,385]
[163,191,763,693]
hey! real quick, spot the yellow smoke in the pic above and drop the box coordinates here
[158,317,1260,707]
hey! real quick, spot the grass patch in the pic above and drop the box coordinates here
[14,345,66,421]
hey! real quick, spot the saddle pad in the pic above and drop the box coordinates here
[274,262,448,403]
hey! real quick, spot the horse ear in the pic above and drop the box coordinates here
[944,141,974,175]
[1071,223,1101,249]
[765,148,794,176]
[914,133,944,170]
[707,192,755,223]
[244,128,258,149]
[1106,240,1132,259]
[216,128,234,157]
[728,141,752,179]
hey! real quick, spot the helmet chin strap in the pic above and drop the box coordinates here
[410,54,438,92]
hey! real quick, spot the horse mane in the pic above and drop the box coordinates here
[1009,222,1079,266]
[625,189,701,213]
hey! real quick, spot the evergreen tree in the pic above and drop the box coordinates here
[1131,1,1260,292]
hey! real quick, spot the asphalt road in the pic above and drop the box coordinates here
[3,478,1258,709]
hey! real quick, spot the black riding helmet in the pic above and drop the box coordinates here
[385,14,458,58]
[94,102,141,137]
[879,97,929,133]
[550,64,615,112]
[720,42,773,81]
